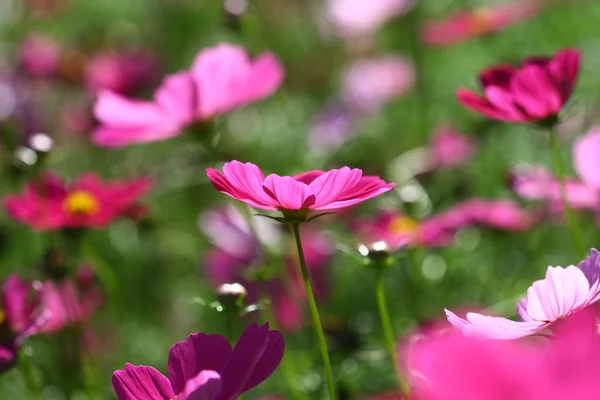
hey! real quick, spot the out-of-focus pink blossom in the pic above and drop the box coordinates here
[457,49,580,124]
[446,249,600,340]
[92,43,284,147]
[3,172,153,231]
[407,307,600,399]
[84,50,158,95]
[207,161,394,218]
[422,1,540,46]
[327,0,415,37]
[200,206,333,331]
[428,126,476,169]
[19,34,60,78]
[308,104,356,154]
[112,323,284,400]
[60,102,94,136]
[341,55,415,113]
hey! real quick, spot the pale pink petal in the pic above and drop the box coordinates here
[263,175,315,210]
[308,167,363,208]
[154,72,196,125]
[574,127,600,190]
[244,52,284,103]
[181,370,221,400]
[94,90,166,127]
[445,310,548,340]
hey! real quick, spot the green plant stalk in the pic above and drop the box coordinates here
[19,349,42,400]
[375,267,411,396]
[548,129,586,257]
[291,222,336,400]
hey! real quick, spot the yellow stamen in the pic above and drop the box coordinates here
[390,216,419,235]
[63,190,99,215]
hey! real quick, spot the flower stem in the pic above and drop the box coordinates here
[291,222,336,399]
[375,267,411,396]
[548,129,586,257]
[19,348,42,400]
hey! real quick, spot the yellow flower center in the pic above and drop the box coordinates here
[390,216,419,235]
[470,9,495,35]
[64,190,99,215]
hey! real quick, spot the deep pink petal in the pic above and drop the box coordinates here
[547,48,580,101]
[317,178,394,211]
[308,167,363,208]
[480,65,517,89]
[574,127,600,190]
[511,65,562,119]
[263,174,315,210]
[293,170,325,185]
[457,88,519,122]
[112,363,174,400]
[206,164,277,210]
[167,333,232,394]
[180,370,222,400]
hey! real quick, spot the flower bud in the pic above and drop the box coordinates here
[216,283,247,312]
[358,241,390,263]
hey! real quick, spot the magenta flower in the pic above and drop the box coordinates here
[92,43,283,147]
[0,274,44,372]
[341,54,415,113]
[457,49,580,124]
[408,307,600,400]
[112,323,284,400]
[446,249,600,340]
[206,161,394,219]
[3,172,153,231]
[422,1,540,46]
[19,34,60,78]
[201,206,333,331]
[428,126,476,169]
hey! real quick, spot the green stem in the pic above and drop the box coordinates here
[375,267,411,396]
[548,129,586,257]
[19,348,42,400]
[408,3,429,140]
[80,238,119,299]
[291,222,336,400]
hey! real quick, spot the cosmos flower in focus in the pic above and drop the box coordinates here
[112,323,284,400]
[92,43,284,147]
[446,248,600,340]
[457,48,580,124]
[3,172,153,230]
[200,206,333,331]
[422,1,540,46]
[341,54,415,113]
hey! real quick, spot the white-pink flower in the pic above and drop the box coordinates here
[327,0,415,37]
[446,249,600,340]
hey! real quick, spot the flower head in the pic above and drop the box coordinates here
[92,43,283,147]
[457,49,580,124]
[112,323,284,400]
[20,34,60,78]
[429,126,476,169]
[446,249,600,340]
[422,1,540,46]
[206,161,394,220]
[3,172,152,230]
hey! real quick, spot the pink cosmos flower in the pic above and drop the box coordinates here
[341,54,415,113]
[422,1,540,46]
[428,126,476,169]
[92,43,284,147]
[457,48,580,124]
[445,248,600,340]
[84,49,157,95]
[20,34,60,78]
[408,307,600,400]
[201,206,333,331]
[354,199,535,250]
[206,161,394,219]
[326,0,415,37]
[3,172,153,231]
[112,323,284,400]
[0,274,45,373]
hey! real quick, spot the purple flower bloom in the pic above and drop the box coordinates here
[112,323,284,400]
[446,249,600,339]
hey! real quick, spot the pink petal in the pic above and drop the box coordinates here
[222,161,277,207]
[547,48,580,101]
[181,370,222,400]
[154,72,196,126]
[263,174,315,210]
[293,170,325,185]
[480,65,517,89]
[308,167,363,208]
[525,266,590,322]
[317,176,394,211]
[168,333,232,395]
[445,310,548,340]
[244,52,285,104]
[112,363,174,400]
[511,65,562,119]
[457,88,517,122]
[574,127,600,190]
[94,90,166,127]
[484,86,529,122]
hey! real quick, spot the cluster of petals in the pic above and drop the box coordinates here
[112,323,284,400]
[3,172,152,230]
[422,0,540,46]
[206,161,395,215]
[201,206,333,331]
[408,307,600,399]
[92,43,284,147]
[457,48,580,123]
[446,248,600,339]
[354,199,535,251]
[513,127,600,215]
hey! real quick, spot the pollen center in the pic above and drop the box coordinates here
[64,190,99,215]
[390,216,419,235]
